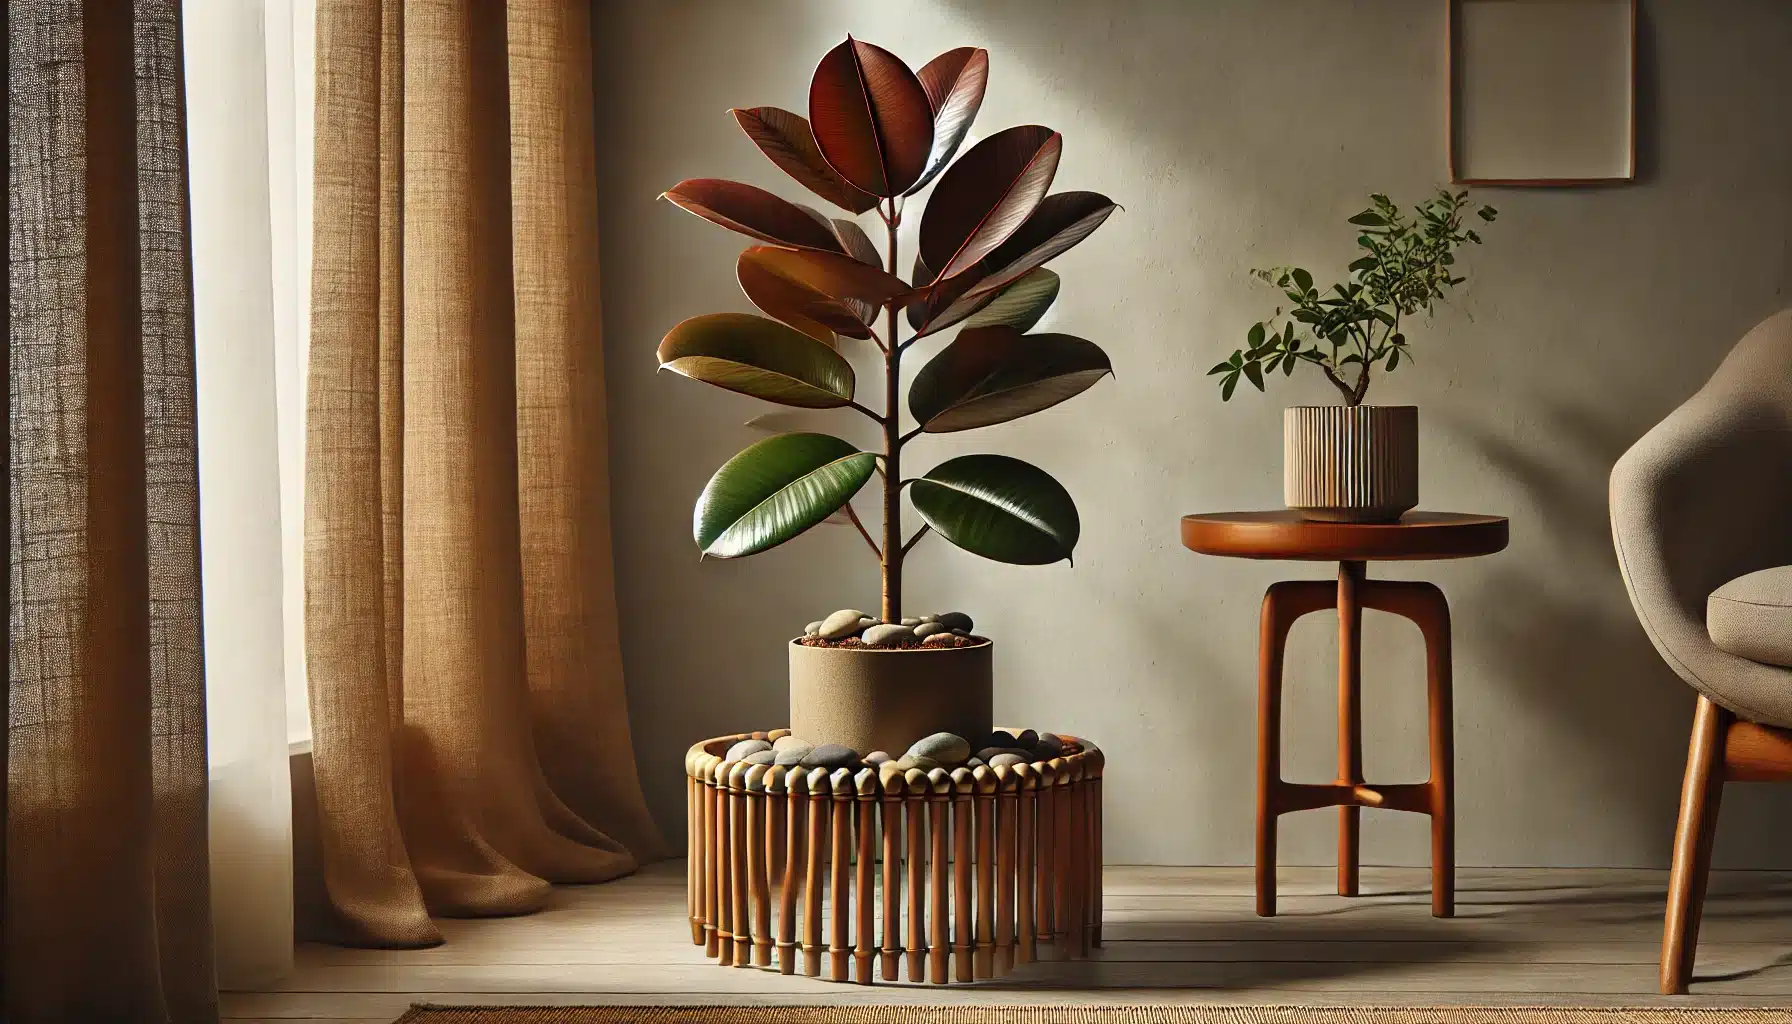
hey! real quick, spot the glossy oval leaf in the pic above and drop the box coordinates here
[909,325,1112,433]
[911,454,1080,565]
[919,125,1062,282]
[695,433,877,558]
[731,107,879,214]
[960,268,1059,333]
[737,248,871,343]
[662,179,845,253]
[809,37,934,197]
[906,47,989,196]
[906,266,1001,336]
[967,190,1118,301]
[658,312,854,408]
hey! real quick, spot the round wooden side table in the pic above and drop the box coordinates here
[1180,511,1508,919]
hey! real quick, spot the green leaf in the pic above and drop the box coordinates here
[1221,373,1238,401]
[960,268,1060,333]
[911,454,1079,565]
[1206,360,1235,376]
[1347,211,1386,226]
[1290,268,1313,293]
[658,312,855,408]
[1348,256,1377,273]
[909,326,1113,432]
[694,433,877,557]
[1283,351,1297,375]
[1247,322,1266,349]
[1386,348,1400,371]
[1242,360,1265,391]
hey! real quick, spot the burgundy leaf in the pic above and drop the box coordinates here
[918,125,1061,282]
[809,37,934,197]
[731,107,878,214]
[906,47,989,196]
[737,247,874,342]
[662,178,845,253]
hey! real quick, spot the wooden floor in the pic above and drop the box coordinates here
[224,860,1792,1022]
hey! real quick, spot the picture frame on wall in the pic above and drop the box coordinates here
[1448,0,1637,186]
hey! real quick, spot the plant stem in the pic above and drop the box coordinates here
[880,200,902,622]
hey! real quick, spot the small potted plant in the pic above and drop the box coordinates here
[658,38,1117,755]
[1212,189,1496,522]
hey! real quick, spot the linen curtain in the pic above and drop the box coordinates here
[305,0,663,947]
[7,1,218,1020]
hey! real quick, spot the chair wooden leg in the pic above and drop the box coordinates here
[1662,694,1729,995]
[1256,579,1334,917]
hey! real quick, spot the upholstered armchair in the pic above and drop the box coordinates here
[1610,309,1792,994]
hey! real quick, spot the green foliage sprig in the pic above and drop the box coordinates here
[1212,188,1496,406]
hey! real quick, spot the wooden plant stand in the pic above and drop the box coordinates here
[1180,511,1509,920]
[683,729,1104,985]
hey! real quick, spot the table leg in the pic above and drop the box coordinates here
[1257,579,1335,917]
[1337,560,1365,898]
[1361,579,1456,918]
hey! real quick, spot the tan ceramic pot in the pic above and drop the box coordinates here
[1284,405,1419,523]
[788,639,993,756]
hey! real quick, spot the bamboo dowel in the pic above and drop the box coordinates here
[715,760,734,966]
[927,768,950,984]
[1054,760,1077,954]
[829,768,853,982]
[730,762,752,967]
[745,764,772,967]
[947,769,972,982]
[701,758,718,955]
[779,767,805,975]
[1015,763,1037,965]
[686,772,698,943]
[904,768,928,983]
[994,765,1018,975]
[765,766,786,958]
[879,768,904,981]
[854,769,878,985]
[1035,759,1056,955]
[973,766,996,979]
[804,767,828,977]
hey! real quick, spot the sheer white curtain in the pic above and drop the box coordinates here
[184,0,306,989]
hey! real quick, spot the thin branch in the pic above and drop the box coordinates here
[844,503,881,559]
[901,524,931,556]
[899,425,924,446]
[862,325,888,355]
[848,400,885,423]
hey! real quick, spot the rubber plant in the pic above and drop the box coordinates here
[658,38,1118,622]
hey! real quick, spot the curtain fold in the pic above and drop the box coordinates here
[304,0,663,948]
[7,0,217,1019]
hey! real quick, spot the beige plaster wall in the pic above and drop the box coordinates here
[592,0,1792,867]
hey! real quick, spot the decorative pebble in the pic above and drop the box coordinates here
[918,614,940,624]
[899,617,923,627]
[985,730,1018,748]
[744,749,776,766]
[801,743,861,769]
[921,632,956,646]
[773,742,813,766]
[1016,729,1040,749]
[772,735,810,752]
[863,750,892,765]
[935,611,973,633]
[1034,732,1065,758]
[964,757,984,769]
[893,754,942,772]
[975,746,1031,763]
[987,752,1027,770]
[726,738,771,761]
[951,629,969,636]
[912,621,947,638]
[803,620,823,636]
[906,731,971,767]
[818,609,868,640]
[861,623,915,646]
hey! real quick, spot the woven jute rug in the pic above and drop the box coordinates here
[392,1006,1792,1023]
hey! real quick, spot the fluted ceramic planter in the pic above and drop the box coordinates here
[1283,405,1418,523]
[788,639,993,756]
